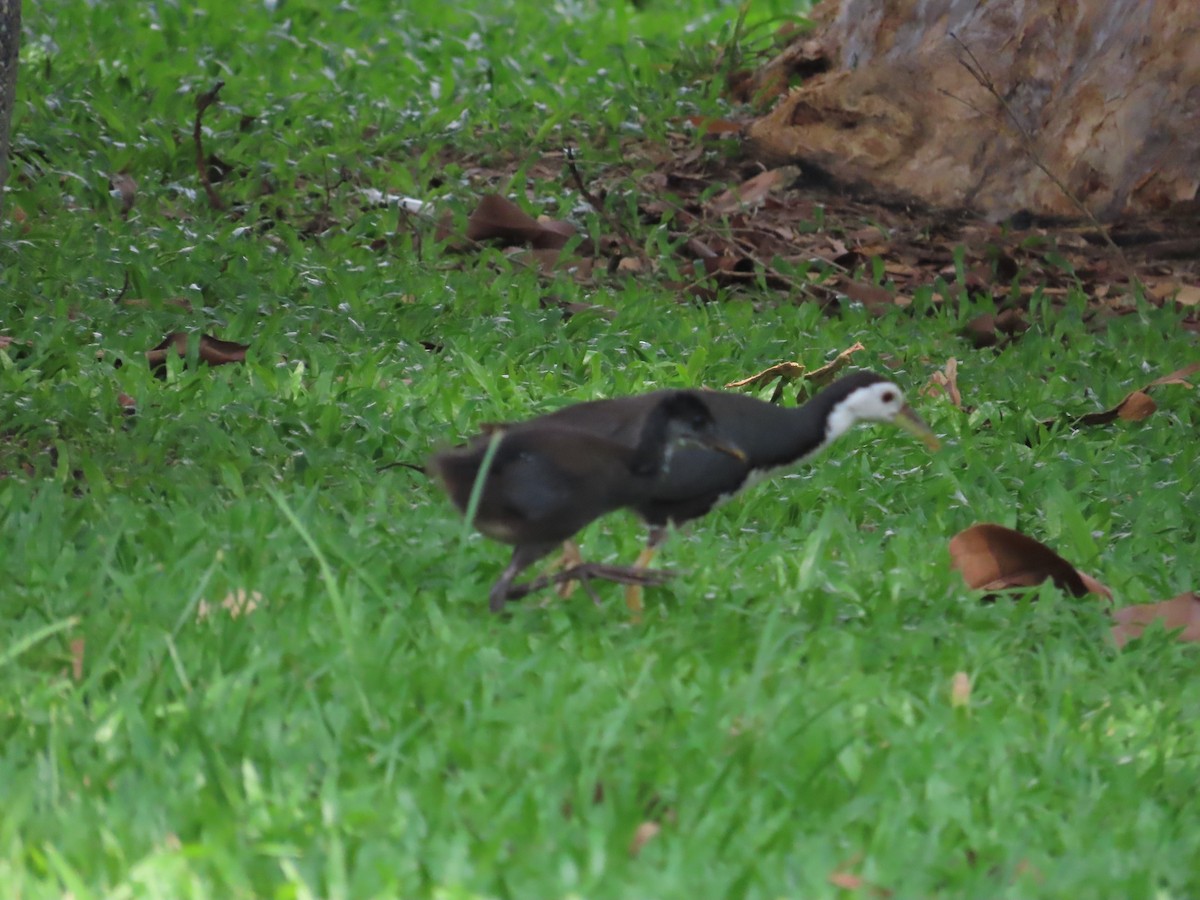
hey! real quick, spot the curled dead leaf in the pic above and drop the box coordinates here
[109,172,137,215]
[146,332,249,377]
[70,638,85,683]
[1111,592,1200,648]
[948,523,1112,601]
[1047,361,1198,428]
[708,166,799,215]
[923,358,963,408]
[950,671,971,708]
[628,821,661,858]
[466,194,577,251]
[197,589,263,622]
[725,361,806,390]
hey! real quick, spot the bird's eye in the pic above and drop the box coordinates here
[881,390,897,404]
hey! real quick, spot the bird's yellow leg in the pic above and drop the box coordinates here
[625,527,670,622]
[555,540,583,598]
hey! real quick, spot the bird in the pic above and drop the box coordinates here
[509,370,940,615]
[428,391,747,613]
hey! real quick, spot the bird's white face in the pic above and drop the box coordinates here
[844,381,907,423]
[827,381,940,449]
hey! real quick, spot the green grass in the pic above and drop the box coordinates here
[3,0,1200,897]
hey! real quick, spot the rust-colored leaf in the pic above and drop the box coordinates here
[197,588,263,622]
[725,344,864,394]
[1075,390,1157,426]
[683,115,744,136]
[725,361,806,390]
[708,166,798,215]
[950,671,971,708]
[923,357,962,408]
[628,821,661,858]
[1051,361,1197,428]
[466,194,575,251]
[146,332,249,377]
[1147,361,1200,387]
[70,638,85,682]
[1112,592,1200,648]
[109,172,137,216]
[804,342,867,389]
[948,523,1112,601]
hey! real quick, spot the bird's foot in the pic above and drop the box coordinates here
[503,563,677,605]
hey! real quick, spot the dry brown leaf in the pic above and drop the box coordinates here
[70,638,85,683]
[828,859,892,897]
[950,671,971,708]
[949,523,1112,601]
[1147,362,1200,387]
[923,358,962,408]
[146,332,249,377]
[829,871,865,890]
[1174,285,1200,306]
[628,821,661,858]
[110,172,137,215]
[725,361,806,390]
[1111,592,1200,648]
[683,115,744,137]
[466,194,576,251]
[708,166,798,215]
[1074,390,1157,426]
[1051,361,1198,427]
[197,589,263,622]
[804,343,867,389]
[839,279,895,312]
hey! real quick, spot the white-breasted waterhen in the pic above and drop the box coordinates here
[509,370,939,616]
[429,391,747,613]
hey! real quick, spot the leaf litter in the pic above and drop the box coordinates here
[949,523,1199,649]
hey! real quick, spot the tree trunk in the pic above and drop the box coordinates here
[0,0,19,221]
[748,0,1200,222]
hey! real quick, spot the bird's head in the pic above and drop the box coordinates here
[632,392,747,476]
[826,375,940,450]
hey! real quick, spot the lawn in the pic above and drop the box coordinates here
[2,0,1199,897]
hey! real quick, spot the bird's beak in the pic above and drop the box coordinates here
[701,436,748,462]
[676,433,747,461]
[894,405,941,451]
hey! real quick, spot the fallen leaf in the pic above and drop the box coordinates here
[1174,285,1200,306]
[109,172,137,216]
[1147,362,1200,387]
[725,361,806,390]
[1112,592,1200,648]
[146,332,249,377]
[829,871,865,890]
[70,638,85,682]
[950,671,971,708]
[708,166,799,215]
[949,523,1112,601]
[466,194,576,251]
[1074,390,1157,426]
[838,279,895,312]
[724,344,864,398]
[1048,361,1198,427]
[803,342,867,390]
[683,115,744,136]
[629,821,661,858]
[197,588,263,621]
[923,358,962,408]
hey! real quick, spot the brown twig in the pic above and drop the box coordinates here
[946,33,1136,288]
[193,81,227,211]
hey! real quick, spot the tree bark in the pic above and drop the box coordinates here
[0,0,20,221]
[748,0,1200,222]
